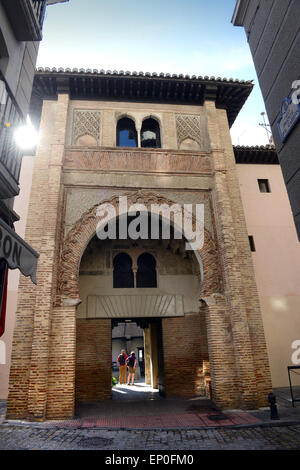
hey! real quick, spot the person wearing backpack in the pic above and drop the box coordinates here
[126,351,137,386]
[117,349,128,385]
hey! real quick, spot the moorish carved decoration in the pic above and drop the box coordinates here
[175,114,203,148]
[72,109,101,145]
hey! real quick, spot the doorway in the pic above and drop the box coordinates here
[111,318,165,401]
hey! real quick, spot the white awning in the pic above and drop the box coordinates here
[0,218,39,284]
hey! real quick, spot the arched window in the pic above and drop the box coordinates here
[136,253,157,288]
[141,118,161,148]
[117,117,137,147]
[113,253,134,288]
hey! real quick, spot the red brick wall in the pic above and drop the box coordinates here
[46,307,76,419]
[162,315,206,397]
[76,319,111,402]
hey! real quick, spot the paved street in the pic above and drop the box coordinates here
[0,422,300,450]
[1,387,300,450]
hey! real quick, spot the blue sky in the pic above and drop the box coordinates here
[37,0,271,146]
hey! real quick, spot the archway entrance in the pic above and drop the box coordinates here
[74,207,212,410]
[111,317,165,401]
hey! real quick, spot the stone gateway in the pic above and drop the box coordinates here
[6,69,272,420]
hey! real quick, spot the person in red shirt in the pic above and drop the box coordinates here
[117,349,128,385]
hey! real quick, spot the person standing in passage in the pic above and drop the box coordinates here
[117,349,128,385]
[126,351,137,386]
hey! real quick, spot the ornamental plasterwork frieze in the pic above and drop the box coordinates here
[175,114,203,147]
[72,109,101,145]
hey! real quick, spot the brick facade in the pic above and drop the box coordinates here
[76,319,111,402]
[162,315,206,397]
[6,80,272,420]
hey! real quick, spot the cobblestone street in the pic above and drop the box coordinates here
[1,422,300,450]
[2,389,300,450]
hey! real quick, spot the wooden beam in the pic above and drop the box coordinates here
[152,80,156,98]
[144,79,149,98]
[180,82,186,101]
[167,80,172,99]
[129,79,133,97]
[159,80,163,98]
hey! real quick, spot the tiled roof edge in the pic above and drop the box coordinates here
[35,67,254,85]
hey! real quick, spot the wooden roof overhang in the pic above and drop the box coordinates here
[234,145,279,164]
[31,68,254,128]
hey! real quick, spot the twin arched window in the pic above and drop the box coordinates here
[116,117,161,148]
[113,252,157,288]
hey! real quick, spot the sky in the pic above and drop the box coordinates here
[37,0,272,146]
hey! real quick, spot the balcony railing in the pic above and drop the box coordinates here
[2,0,47,41]
[0,72,25,199]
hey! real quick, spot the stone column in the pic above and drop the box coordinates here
[136,125,141,148]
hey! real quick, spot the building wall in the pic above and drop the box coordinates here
[0,3,39,116]
[76,319,111,402]
[0,3,39,227]
[4,129,300,404]
[233,0,300,238]
[163,314,206,397]
[6,91,273,419]
[0,0,67,403]
[237,163,300,387]
[8,149,299,403]
[0,156,35,399]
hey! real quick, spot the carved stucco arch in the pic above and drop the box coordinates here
[115,112,137,127]
[56,190,221,305]
[141,114,162,129]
